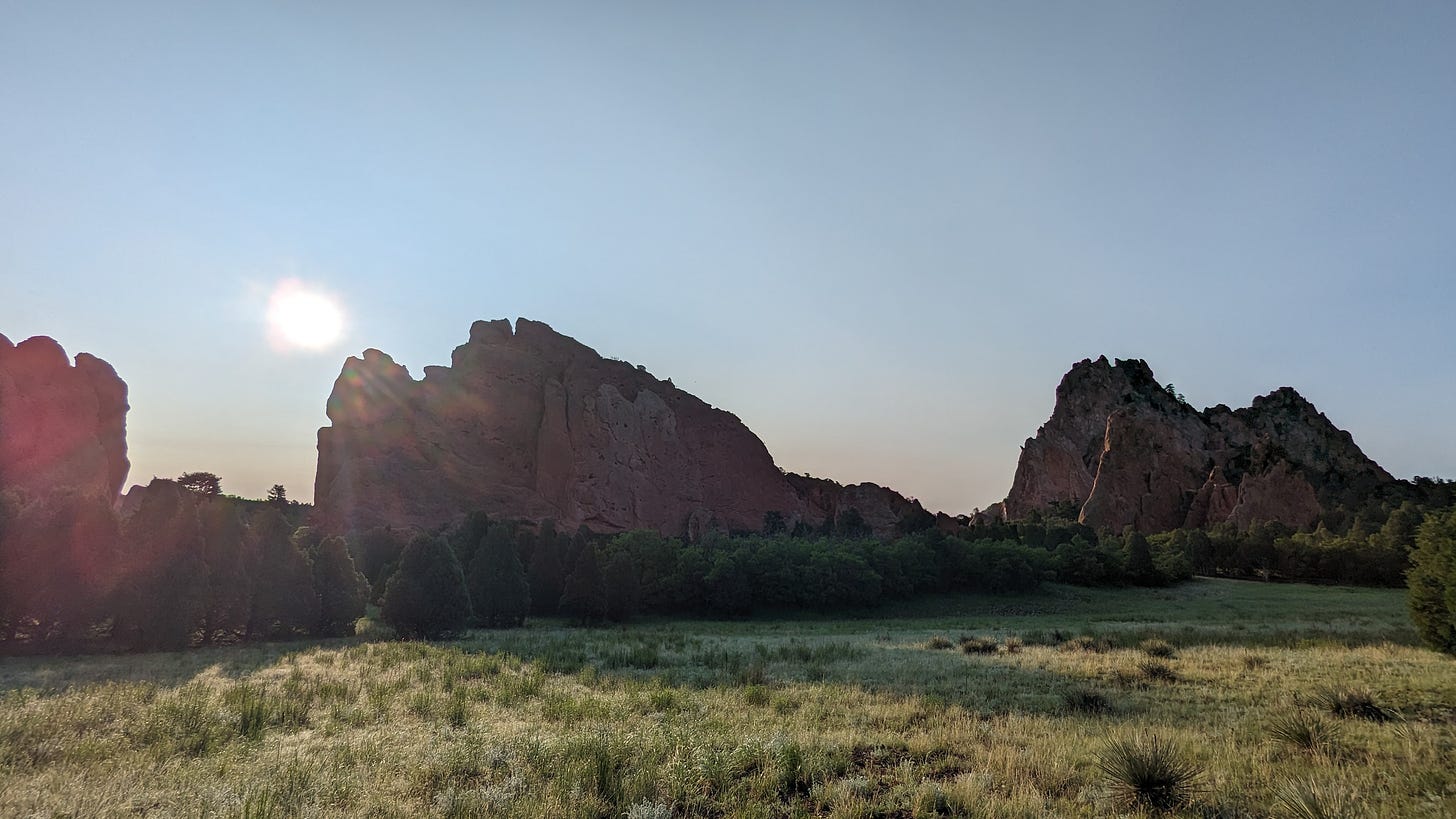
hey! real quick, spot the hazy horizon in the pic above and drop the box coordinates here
[4,2,1453,513]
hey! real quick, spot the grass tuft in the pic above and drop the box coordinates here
[1310,687,1397,723]
[1139,638,1176,658]
[1268,713,1342,756]
[925,635,954,651]
[1272,777,1360,819]
[1096,733,1203,812]
[958,636,998,655]
[1062,687,1113,715]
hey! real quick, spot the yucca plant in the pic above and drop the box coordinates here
[1268,712,1342,756]
[1310,687,1397,723]
[1096,733,1202,812]
[1138,659,1178,683]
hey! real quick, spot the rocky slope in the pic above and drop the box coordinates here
[0,334,129,503]
[994,357,1394,531]
[314,319,926,537]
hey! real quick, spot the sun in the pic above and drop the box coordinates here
[266,279,345,351]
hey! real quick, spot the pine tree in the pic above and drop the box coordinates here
[116,479,208,651]
[313,536,370,636]
[1409,508,1456,655]
[560,543,607,624]
[246,510,320,640]
[527,520,567,616]
[603,550,642,622]
[1123,530,1160,586]
[381,534,471,639]
[197,500,251,644]
[466,524,530,627]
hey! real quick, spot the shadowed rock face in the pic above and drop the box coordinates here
[315,319,926,537]
[0,334,130,503]
[999,357,1393,532]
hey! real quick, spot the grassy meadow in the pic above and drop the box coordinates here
[1,579,1453,817]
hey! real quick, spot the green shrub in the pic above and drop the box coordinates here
[1096,733,1202,812]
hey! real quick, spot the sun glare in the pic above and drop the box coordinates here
[266,279,345,352]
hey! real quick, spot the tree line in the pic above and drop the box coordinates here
[0,478,366,654]
[5,473,1454,655]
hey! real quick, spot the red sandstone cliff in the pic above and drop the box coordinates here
[997,357,1392,532]
[0,334,129,503]
[314,319,926,537]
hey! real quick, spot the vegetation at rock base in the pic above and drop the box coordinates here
[1,580,1451,817]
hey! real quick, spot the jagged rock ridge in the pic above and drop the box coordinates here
[314,319,925,537]
[995,356,1393,532]
[0,334,130,503]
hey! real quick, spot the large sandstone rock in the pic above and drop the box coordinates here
[998,356,1393,532]
[0,334,129,503]
[315,319,927,537]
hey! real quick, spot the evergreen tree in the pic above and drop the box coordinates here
[527,520,567,615]
[116,479,208,651]
[603,550,642,621]
[313,536,369,636]
[466,523,530,627]
[350,526,406,589]
[1123,530,1161,586]
[560,543,607,624]
[381,534,472,639]
[1409,508,1456,655]
[197,500,251,644]
[449,510,493,569]
[246,511,320,640]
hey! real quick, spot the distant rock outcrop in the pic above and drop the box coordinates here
[0,334,129,503]
[997,357,1393,532]
[315,319,927,537]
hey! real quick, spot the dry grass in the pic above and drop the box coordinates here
[0,579,1451,817]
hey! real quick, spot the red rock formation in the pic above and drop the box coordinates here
[0,334,129,503]
[314,319,927,537]
[998,357,1393,532]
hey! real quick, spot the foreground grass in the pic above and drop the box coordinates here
[1,579,1452,817]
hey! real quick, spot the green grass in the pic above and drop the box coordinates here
[0,578,1451,817]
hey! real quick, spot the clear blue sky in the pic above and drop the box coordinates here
[2,2,1452,513]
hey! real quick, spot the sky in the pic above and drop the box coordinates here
[2,1,1453,514]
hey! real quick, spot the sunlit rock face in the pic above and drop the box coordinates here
[999,356,1393,532]
[0,334,130,503]
[315,319,927,537]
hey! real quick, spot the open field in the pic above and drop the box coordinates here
[2,579,1453,817]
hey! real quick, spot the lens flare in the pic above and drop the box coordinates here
[266,279,345,351]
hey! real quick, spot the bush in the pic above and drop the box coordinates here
[1096,733,1202,812]
[381,535,472,639]
[1138,659,1178,683]
[925,635,953,650]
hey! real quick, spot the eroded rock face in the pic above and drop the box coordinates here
[0,334,130,503]
[315,319,926,537]
[998,357,1392,531]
